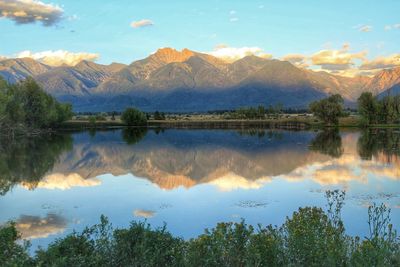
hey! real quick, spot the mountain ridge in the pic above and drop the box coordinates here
[1,48,399,112]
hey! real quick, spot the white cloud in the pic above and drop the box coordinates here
[16,50,99,66]
[229,10,236,15]
[0,0,63,26]
[207,45,272,62]
[130,19,154,28]
[354,24,372,32]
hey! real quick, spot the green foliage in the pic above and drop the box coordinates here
[121,107,147,126]
[358,92,379,125]
[309,94,344,125]
[358,93,400,125]
[0,223,32,267]
[113,222,185,267]
[1,191,399,266]
[88,115,97,125]
[0,77,72,134]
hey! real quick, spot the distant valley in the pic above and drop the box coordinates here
[1,48,400,112]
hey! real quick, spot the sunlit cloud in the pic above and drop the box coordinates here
[0,0,63,26]
[23,173,102,190]
[130,19,154,28]
[311,48,366,70]
[207,45,272,62]
[14,213,67,239]
[359,53,400,70]
[16,50,99,66]
[133,209,155,218]
[282,54,309,68]
[208,172,272,191]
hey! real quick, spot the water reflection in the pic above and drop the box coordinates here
[309,129,343,158]
[0,128,399,249]
[0,134,72,195]
[14,213,67,239]
[0,128,399,193]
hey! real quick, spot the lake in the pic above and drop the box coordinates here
[0,128,399,252]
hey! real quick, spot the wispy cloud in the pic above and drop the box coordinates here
[130,19,154,28]
[16,50,99,66]
[230,17,238,22]
[384,23,400,31]
[354,24,372,32]
[0,0,63,26]
[207,45,272,62]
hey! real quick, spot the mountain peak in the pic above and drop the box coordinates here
[151,47,195,63]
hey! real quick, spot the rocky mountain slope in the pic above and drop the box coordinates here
[1,48,399,112]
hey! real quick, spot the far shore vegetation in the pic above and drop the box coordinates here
[1,190,399,266]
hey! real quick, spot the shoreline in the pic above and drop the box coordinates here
[56,118,400,131]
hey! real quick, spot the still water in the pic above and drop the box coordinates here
[0,128,399,251]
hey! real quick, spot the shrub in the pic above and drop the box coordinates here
[121,108,147,126]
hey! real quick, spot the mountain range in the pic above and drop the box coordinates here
[1,48,400,112]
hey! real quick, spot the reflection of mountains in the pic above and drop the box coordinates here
[2,129,398,192]
[51,130,330,189]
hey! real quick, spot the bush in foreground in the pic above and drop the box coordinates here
[1,191,399,267]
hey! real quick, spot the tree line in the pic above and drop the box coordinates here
[309,93,400,126]
[0,77,72,135]
[226,104,283,119]
[1,191,398,266]
[358,92,400,125]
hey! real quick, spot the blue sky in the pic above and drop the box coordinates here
[0,0,399,76]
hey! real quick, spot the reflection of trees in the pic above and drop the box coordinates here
[238,129,283,139]
[0,134,73,195]
[309,130,343,158]
[122,128,148,145]
[357,129,400,161]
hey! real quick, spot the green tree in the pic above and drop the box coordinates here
[358,92,378,125]
[121,108,147,126]
[309,94,344,125]
[0,77,72,133]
